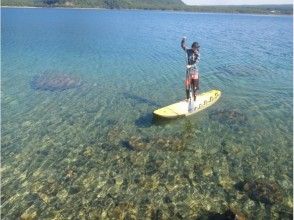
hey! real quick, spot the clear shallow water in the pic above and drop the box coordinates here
[1,8,293,219]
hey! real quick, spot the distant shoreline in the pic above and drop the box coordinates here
[1,6,104,10]
[1,5,293,16]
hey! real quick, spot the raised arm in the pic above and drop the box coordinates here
[181,37,187,51]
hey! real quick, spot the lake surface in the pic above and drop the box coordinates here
[1,8,293,219]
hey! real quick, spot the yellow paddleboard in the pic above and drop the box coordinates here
[153,90,221,118]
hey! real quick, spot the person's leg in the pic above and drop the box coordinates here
[192,79,197,101]
[196,74,199,91]
[191,71,199,101]
[185,71,190,101]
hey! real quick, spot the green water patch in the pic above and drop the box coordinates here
[2,88,292,219]
[1,119,292,219]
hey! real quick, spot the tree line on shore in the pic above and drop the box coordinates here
[2,0,293,15]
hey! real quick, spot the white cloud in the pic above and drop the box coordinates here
[182,0,293,5]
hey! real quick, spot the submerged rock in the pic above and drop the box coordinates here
[196,209,246,220]
[31,72,81,91]
[83,147,94,157]
[209,109,247,130]
[237,179,282,205]
[154,137,185,151]
[145,156,163,176]
[218,176,235,190]
[107,126,123,146]
[203,166,213,177]
[68,185,80,194]
[121,136,149,151]
[120,135,185,152]
[109,201,137,219]
[20,206,38,220]
[151,208,163,220]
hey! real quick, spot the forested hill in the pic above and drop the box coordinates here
[1,0,293,15]
[1,0,185,9]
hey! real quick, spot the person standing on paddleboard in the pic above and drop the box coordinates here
[181,37,200,102]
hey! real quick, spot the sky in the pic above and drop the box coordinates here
[181,0,293,5]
